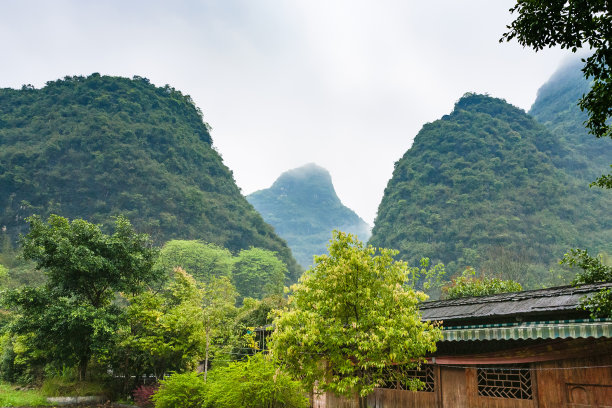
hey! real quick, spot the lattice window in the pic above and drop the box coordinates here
[477,366,532,399]
[380,365,435,392]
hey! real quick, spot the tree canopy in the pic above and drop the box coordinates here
[233,248,287,303]
[3,215,161,379]
[561,249,612,318]
[111,268,208,382]
[21,214,159,306]
[156,240,233,283]
[271,231,440,406]
[502,0,612,187]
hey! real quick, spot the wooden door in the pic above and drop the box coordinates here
[440,367,468,407]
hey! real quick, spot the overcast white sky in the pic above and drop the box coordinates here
[0,0,572,225]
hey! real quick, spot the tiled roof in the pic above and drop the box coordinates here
[419,283,612,323]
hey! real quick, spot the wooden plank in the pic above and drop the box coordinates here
[534,354,612,408]
[440,366,468,407]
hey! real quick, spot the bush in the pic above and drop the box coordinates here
[133,384,158,408]
[152,372,207,408]
[152,355,307,408]
[205,353,308,408]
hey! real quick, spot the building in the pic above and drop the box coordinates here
[315,283,612,408]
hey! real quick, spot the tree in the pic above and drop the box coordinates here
[200,276,237,381]
[112,268,206,385]
[501,0,612,187]
[561,249,612,317]
[4,214,159,379]
[233,248,287,303]
[270,231,441,408]
[156,240,233,283]
[441,267,523,299]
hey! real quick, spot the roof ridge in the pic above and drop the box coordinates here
[419,282,612,310]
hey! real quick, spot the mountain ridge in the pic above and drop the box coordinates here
[369,88,611,286]
[0,73,301,281]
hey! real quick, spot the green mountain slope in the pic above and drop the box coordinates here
[529,58,612,182]
[369,93,611,285]
[247,163,371,268]
[0,74,300,280]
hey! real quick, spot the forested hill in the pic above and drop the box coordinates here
[369,93,611,286]
[529,58,612,182]
[247,163,371,268]
[0,74,301,281]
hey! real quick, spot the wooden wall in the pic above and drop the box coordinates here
[462,367,535,408]
[316,354,612,408]
[533,354,612,408]
[368,387,438,408]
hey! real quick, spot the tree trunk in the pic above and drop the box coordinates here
[204,328,210,382]
[78,355,89,381]
[358,395,367,408]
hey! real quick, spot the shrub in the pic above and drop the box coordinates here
[133,384,158,408]
[152,372,207,408]
[205,353,308,408]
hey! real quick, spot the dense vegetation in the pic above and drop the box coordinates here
[441,267,522,300]
[0,74,300,281]
[529,59,612,183]
[0,217,439,407]
[0,215,297,403]
[247,163,370,268]
[370,89,612,286]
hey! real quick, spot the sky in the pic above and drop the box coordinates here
[0,0,572,225]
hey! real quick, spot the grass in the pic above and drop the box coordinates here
[0,377,110,407]
[40,377,107,397]
[0,381,50,407]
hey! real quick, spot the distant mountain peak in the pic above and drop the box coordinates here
[248,163,370,268]
[452,92,522,117]
[270,163,338,203]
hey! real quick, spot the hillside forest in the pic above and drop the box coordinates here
[370,60,612,288]
[0,74,301,282]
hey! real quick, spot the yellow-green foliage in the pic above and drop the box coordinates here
[153,355,308,408]
[272,231,441,398]
[112,268,207,379]
[205,353,308,408]
[152,371,207,408]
